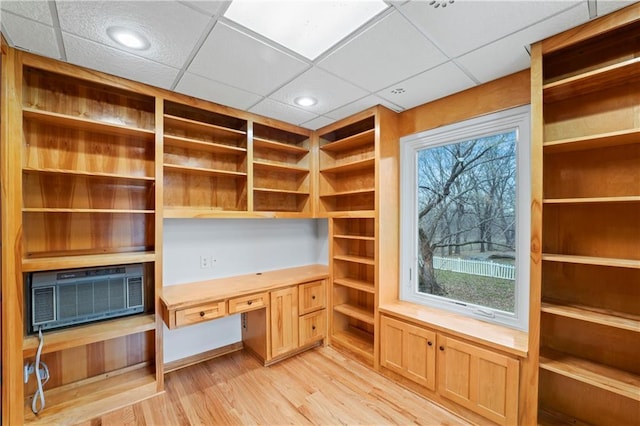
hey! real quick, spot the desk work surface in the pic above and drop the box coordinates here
[161,264,329,310]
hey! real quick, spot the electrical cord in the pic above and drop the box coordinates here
[31,327,50,415]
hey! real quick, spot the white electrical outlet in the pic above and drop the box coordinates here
[200,255,210,268]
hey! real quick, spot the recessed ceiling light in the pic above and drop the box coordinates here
[294,96,318,107]
[224,0,389,60]
[107,26,150,50]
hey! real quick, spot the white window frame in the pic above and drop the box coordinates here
[399,105,531,331]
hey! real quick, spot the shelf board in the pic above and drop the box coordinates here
[333,234,375,241]
[253,187,309,196]
[319,188,375,198]
[333,303,375,325]
[163,207,252,219]
[541,301,640,332]
[543,57,640,103]
[23,208,154,214]
[22,167,154,182]
[253,160,309,174]
[23,107,155,138]
[333,254,375,266]
[331,328,374,360]
[23,314,156,357]
[540,349,640,401]
[164,114,246,138]
[320,128,375,153]
[22,251,156,272]
[320,157,375,174]
[164,134,246,155]
[542,254,640,269]
[544,196,640,204]
[543,128,640,153]
[324,210,376,219]
[23,365,158,425]
[333,277,375,294]
[163,163,246,178]
[253,137,308,154]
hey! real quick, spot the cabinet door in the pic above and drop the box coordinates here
[380,316,436,391]
[270,286,299,358]
[438,335,519,426]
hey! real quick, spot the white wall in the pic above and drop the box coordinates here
[162,218,328,363]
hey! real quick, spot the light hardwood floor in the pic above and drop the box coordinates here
[81,346,469,425]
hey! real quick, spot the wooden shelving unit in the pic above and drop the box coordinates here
[251,122,312,215]
[0,56,163,424]
[320,107,398,368]
[533,9,640,424]
[163,100,248,215]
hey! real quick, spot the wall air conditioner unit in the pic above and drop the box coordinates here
[28,264,145,334]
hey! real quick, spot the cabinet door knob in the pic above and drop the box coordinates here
[247,300,253,305]
[312,325,316,330]
[439,346,445,351]
[312,295,316,300]
[199,311,205,317]
[427,341,433,346]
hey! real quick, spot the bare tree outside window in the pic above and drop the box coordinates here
[416,131,516,313]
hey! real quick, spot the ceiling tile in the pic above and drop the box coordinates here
[401,0,583,58]
[249,98,318,126]
[300,115,335,131]
[188,21,309,96]
[318,10,448,92]
[56,1,211,68]
[268,67,369,115]
[376,62,476,109]
[182,0,229,17]
[596,0,638,15]
[175,72,262,110]
[457,3,590,83]
[325,94,403,121]
[0,0,53,25]
[1,12,60,59]
[63,33,180,89]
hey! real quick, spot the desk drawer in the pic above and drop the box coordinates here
[299,280,326,315]
[228,292,267,314]
[175,301,226,327]
[299,309,326,346]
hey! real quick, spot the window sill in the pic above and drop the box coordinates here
[379,300,528,358]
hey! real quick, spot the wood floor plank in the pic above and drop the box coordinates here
[84,347,469,425]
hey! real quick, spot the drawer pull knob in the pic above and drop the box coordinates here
[247,300,253,305]
[312,325,316,330]
[312,295,316,300]
[199,311,205,317]
[427,341,433,346]
[439,346,445,351]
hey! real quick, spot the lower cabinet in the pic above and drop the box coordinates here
[243,280,327,364]
[380,314,519,426]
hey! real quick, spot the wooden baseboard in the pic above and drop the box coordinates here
[163,342,244,373]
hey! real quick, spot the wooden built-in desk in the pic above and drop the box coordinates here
[161,264,329,365]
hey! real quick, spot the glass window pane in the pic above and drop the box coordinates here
[416,131,516,313]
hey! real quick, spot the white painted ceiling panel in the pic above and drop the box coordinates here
[377,62,476,109]
[318,10,449,92]
[456,3,590,84]
[401,0,584,58]
[182,0,229,17]
[268,67,369,115]
[300,115,336,131]
[1,12,60,59]
[187,21,310,96]
[56,1,211,68]
[175,72,263,110]
[325,94,402,121]
[63,33,180,89]
[597,0,638,14]
[0,1,53,25]
[249,98,317,126]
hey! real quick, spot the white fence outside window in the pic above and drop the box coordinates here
[433,256,515,281]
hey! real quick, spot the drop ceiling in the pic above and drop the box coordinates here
[0,0,636,130]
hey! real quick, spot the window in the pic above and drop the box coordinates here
[400,106,530,330]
